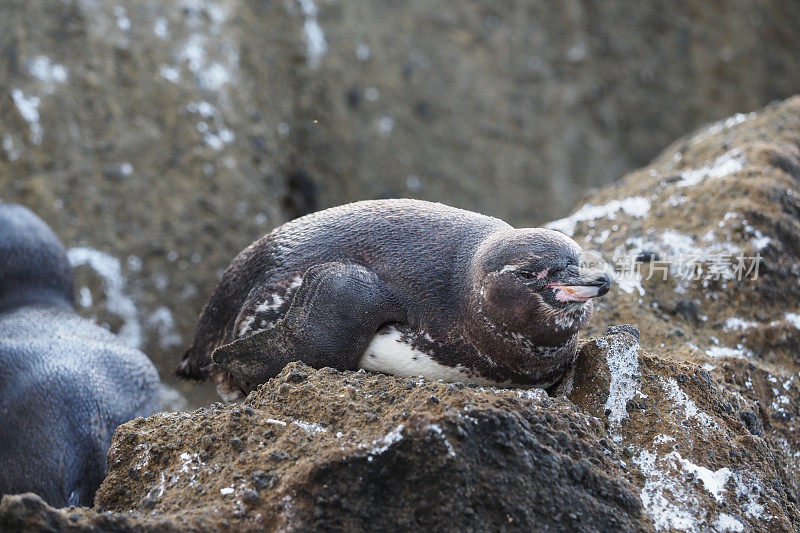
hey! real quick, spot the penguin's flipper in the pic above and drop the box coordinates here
[212,262,407,384]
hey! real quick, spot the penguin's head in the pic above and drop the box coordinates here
[0,202,75,312]
[472,228,610,338]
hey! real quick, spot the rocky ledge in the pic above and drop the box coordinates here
[2,97,800,532]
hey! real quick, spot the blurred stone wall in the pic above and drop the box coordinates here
[0,0,798,406]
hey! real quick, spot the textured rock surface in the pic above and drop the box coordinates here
[88,361,650,531]
[1,341,795,531]
[549,95,800,529]
[0,492,178,532]
[2,1,799,406]
[572,337,796,531]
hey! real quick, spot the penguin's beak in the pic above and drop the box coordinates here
[547,269,611,302]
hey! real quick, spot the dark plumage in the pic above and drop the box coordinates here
[178,199,609,401]
[0,203,160,507]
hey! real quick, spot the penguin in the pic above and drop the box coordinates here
[177,199,610,401]
[0,203,160,507]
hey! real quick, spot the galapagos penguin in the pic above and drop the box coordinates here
[177,199,610,401]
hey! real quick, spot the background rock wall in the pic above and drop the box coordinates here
[1,0,799,405]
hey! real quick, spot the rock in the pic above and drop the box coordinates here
[0,492,179,532]
[1,2,800,406]
[1,2,800,526]
[81,362,655,531]
[570,338,794,530]
[5,342,796,530]
[547,94,800,528]
[605,324,640,340]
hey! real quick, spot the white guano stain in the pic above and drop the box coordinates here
[546,197,650,237]
[714,513,744,532]
[705,346,749,359]
[622,224,745,294]
[722,318,756,332]
[11,89,43,145]
[153,17,169,38]
[175,0,238,92]
[676,456,731,504]
[113,6,131,31]
[660,377,718,429]
[692,112,756,144]
[365,424,404,459]
[427,424,456,457]
[633,449,699,531]
[597,335,641,437]
[186,100,235,150]
[2,135,19,161]
[634,449,745,532]
[785,312,800,330]
[160,64,181,83]
[297,0,328,68]
[67,247,142,348]
[292,419,327,434]
[676,150,744,187]
[28,56,68,88]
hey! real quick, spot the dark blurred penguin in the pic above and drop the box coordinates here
[0,203,160,507]
[177,199,610,401]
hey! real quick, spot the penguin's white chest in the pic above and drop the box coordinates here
[358,326,501,386]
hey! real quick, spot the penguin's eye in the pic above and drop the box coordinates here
[516,270,535,280]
